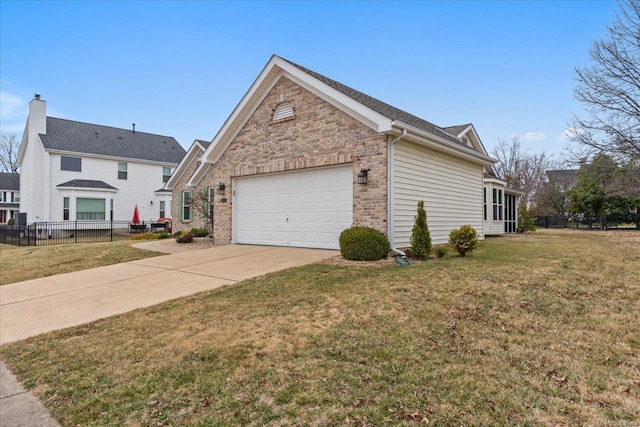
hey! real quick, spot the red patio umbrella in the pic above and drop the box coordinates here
[132,205,140,225]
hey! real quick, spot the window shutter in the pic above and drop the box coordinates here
[178,191,183,221]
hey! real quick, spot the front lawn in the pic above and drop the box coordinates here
[0,241,162,285]
[1,230,638,426]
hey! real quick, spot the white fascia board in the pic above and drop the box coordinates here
[199,56,285,168]
[391,122,498,166]
[200,56,394,171]
[277,61,393,133]
[16,119,30,166]
[453,124,491,157]
[186,163,210,187]
[484,177,507,186]
[56,186,119,193]
[165,142,206,189]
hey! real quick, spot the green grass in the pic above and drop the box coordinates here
[0,240,162,285]
[1,230,639,426]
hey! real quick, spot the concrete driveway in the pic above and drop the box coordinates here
[0,243,337,345]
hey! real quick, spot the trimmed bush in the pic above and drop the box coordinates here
[410,200,432,260]
[190,227,209,237]
[7,218,15,226]
[518,205,536,232]
[448,225,478,257]
[339,226,390,261]
[434,246,448,258]
[175,231,194,244]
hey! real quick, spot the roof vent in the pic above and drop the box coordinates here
[132,123,136,133]
[34,94,41,100]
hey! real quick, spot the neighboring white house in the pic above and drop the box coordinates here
[0,173,20,224]
[17,95,186,224]
[168,55,518,250]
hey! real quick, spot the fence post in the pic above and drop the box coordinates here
[75,221,78,244]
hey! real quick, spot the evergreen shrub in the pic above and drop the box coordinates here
[339,226,390,261]
[410,200,432,259]
[448,225,478,257]
[176,231,194,244]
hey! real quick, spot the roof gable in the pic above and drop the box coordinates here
[56,179,118,190]
[190,55,496,185]
[165,139,210,189]
[40,118,186,164]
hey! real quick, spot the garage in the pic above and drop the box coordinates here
[233,166,353,249]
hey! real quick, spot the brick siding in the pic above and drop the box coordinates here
[178,76,388,243]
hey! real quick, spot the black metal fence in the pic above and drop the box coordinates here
[0,221,154,246]
[535,213,640,230]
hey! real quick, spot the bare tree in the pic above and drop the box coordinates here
[492,135,558,207]
[0,133,20,173]
[534,170,576,217]
[570,0,640,158]
[190,186,215,240]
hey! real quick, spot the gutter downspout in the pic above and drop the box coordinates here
[387,129,407,256]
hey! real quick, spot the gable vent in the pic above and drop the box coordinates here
[273,102,295,122]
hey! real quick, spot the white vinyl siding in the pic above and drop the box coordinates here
[393,140,483,246]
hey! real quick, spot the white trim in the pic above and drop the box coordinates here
[165,140,209,189]
[389,122,497,167]
[56,186,118,193]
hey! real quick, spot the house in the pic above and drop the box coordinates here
[17,95,186,224]
[168,55,517,250]
[0,173,20,224]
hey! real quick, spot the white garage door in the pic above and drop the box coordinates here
[234,166,353,249]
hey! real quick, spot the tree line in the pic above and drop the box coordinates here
[496,0,639,223]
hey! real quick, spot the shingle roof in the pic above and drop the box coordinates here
[281,57,465,146]
[0,173,20,191]
[56,179,118,190]
[443,124,471,137]
[194,139,212,149]
[40,118,186,164]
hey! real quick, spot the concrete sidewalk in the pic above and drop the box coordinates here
[0,243,336,426]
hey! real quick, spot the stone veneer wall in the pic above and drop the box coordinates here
[195,76,388,244]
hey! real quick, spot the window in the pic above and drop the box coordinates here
[118,162,128,180]
[76,198,105,220]
[61,156,82,172]
[63,197,70,220]
[0,192,3,202]
[273,102,295,122]
[159,201,166,218]
[483,187,487,221]
[163,167,171,183]
[493,188,503,221]
[208,186,215,205]
[182,190,192,221]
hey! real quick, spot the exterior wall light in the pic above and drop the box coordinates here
[357,168,370,185]
[217,183,226,195]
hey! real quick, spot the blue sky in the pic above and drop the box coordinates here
[0,1,619,160]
